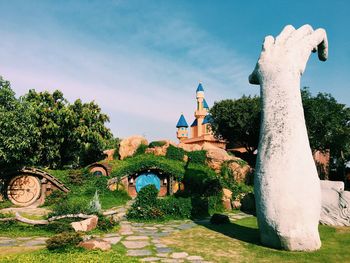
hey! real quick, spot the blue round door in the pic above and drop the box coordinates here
[135,173,161,192]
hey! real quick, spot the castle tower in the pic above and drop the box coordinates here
[194,83,208,137]
[176,114,189,141]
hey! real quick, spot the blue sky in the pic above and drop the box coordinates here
[0,0,349,141]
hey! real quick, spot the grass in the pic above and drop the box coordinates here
[0,221,55,238]
[161,216,350,263]
[0,244,139,263]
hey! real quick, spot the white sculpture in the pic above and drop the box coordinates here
[320,180,350,226]
[249,25,328,251]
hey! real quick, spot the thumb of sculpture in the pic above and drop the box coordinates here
[251,25,327,251]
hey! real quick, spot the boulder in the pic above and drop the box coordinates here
[71,215,98,232]
[178,143,202,152]
[119,135,148,160]
[222,188,233,210]
[79,239,111,251]
[145,140,176,156]
[227,161,252,184]
[320,180,350,226]
[202,143,233,172]
[103,149,116,161]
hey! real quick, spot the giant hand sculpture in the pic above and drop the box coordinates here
[249,25,328,251]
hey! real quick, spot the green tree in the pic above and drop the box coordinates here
[0,76,115,169]
[22,90,114,168]
[210,90,350,167]
[210,95,260,156]
[0,77,39,170]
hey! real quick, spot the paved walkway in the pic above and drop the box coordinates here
[0,204,252,263]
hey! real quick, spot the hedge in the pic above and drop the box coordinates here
[186,150,207,165]
[148,141,167,148]
[110,154,185,180]
[166,145,185,161]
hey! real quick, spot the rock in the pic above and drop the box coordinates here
[250,25,327,251]
[103,149,116,161]
[171,252,189,259]
[210,213,230,224]
[320,180,350,226]
[127,249,152,256]
[79,239,111,251]
[119,135,148,160]
[178,143,202,152]
[102,236,121,244]
[121,240,149,249]
[145,140,176,156]
[222,188,232,210]
[202,143,232,172]
[71,215,98,232]
[227,161,252,184]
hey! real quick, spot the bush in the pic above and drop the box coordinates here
[0,200,12,209]
[148,141,166,148]
[110,154,185,181]
[158,197,192,219]
[127,185,192,220]
[186,150,207,165]
[46,232,83,251]
[49,200,91,217]
[68,169,85,185]
[97,214,118,231]
[182,165,221,197]
[43,221,74,233]
[166,145,185,161]
[210,213,230,224]
[133,143,148,156]
[44,190,68,207]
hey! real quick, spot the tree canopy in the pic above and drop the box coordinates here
[210,88,350,165]
[0,76,115,170]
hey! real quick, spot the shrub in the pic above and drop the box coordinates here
[186,150,207,165]
[46,232,83,250]
[49,200,91,217]
[110,154,185,181]
[97,214,117,231]
[148,141,166,148]
[158,197,192,219]
[44,190,68,207]
[166,145,185,161]
[43,221,74,233]
[127,184,160,220]
[133,143,148,156]
[68,169,85,185]
[182,165,221,197]
[0,200,13,209]
[210,213,230,224]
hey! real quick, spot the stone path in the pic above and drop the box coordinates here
[0,204,252,263]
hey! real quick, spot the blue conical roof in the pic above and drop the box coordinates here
[196,83,204,92]
[203,99,209,109]
[191,119,198,127]
[176,114,188,128]
[202,114,213,125]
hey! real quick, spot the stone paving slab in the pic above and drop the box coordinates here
[122,241,150,249]
[127,249,152,257]
[171,252,188,259]
[102,236,121,244]
[125,235,149,241]
[141,257,161,262]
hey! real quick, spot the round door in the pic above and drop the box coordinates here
[7,175,41,206]
[135,173,161,193]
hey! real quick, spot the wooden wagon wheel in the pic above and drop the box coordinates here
[7,175,41,206]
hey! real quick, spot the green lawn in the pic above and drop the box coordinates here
[161,216,350,263]
[0,245,139,263]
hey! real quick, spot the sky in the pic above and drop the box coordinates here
[0,0,349,141]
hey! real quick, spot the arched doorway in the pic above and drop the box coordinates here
[135,172,161,193]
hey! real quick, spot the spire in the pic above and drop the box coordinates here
[202,114,213,124]
[203,99,209,109]
[176,114,188,128]
[196,83,204,93]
